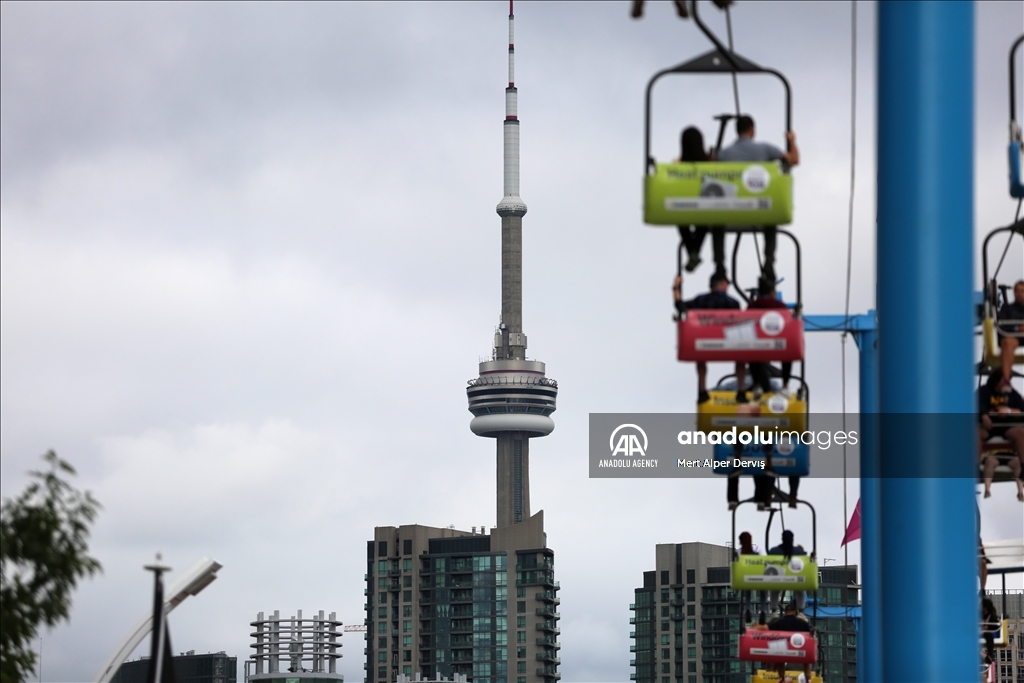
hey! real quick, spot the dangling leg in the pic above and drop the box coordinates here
[762,227,777,282]
[697,362,709,404]
[788,476,800,508]
[728,469,741,510]
[712,228,727,279]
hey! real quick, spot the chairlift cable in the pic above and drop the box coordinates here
[725,4,741,116]
[841,0,858,571]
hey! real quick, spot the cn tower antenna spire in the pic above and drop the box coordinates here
[468,2,556,529]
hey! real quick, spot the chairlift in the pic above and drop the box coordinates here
[730,499,820,672]
[979,221,1024,369]
[698,372,809,435]
[642,1,795,228]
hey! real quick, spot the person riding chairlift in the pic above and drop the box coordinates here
[996,280,1024,392]
[977,369,1024,501]
[673,272,748,403]
[768,530,807,616]
[716,115,800,283]
[768,602,813,683]
[677,126,727,280]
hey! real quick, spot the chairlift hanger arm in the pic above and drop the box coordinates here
[982,220,1024,302]
[1010,35,1023,135]
[644,48,793,172]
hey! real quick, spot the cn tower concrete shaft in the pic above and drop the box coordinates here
[501,215,524,359]
[496,432,529,527]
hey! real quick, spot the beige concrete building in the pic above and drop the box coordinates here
[365,515,559,683]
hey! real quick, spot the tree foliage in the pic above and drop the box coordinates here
[1,451,102,683]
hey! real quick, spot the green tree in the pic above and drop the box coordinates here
[1,451,102,683]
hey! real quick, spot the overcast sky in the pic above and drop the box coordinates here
[2,2,1023,681]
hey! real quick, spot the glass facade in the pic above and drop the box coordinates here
[631,548,859,683]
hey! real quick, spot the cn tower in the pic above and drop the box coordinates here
[468,1,557,529]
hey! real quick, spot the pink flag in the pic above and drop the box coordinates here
[841,499,862,546]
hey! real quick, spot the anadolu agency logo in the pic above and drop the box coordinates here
[610,424,648,456]
[598,424,659,470]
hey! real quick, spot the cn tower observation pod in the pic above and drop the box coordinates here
[468,359,557,437]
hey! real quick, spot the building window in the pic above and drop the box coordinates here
[403,620,411,632]
[686,587,695,601]
[517,587,526,598]
[403,575,412,587]
[661,570,670,585]
[661,648,669,659]
[661,634,670,645]
[403,590,412,602]
[662,606,669,617]
[687,605,695,616]
[377,652,387,663]
[687,633,695,644]
[378,622,387,634]
[687,647,696,658]
[517,617,526,628]
[378,541,387,557]
[403,540,412,555]
[517,661,526,673]
[662,621,669,631]
[379,593,387,604]
[686,620,695,631]
[378,637,386,648]
[517,601,526,613]
[402,651,411,662]
[688,662,696,673]
[403,606,412,617]
[517,646,526,658]
[517,630,526,643]
[378,666,386,679]
[403,635,412,647]
[686,569,695,584]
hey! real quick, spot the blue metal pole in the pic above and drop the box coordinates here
[854,323,881,683]
[877,2,977,682]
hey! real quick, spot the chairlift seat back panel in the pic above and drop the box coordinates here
[982,317,1024,366]
[644,162,793,226]
[678,309,804,362]
[697,391,808,434]
[711,441,810,477]
[984,618,1008,647]
[739,631,817,664]
[1010,141,1024,199]
[731,554,819,591]
[752,671,823,683]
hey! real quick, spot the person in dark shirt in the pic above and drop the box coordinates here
[767,602,812,683]
[677,126,727,279]
[997,280,1024,391]
[977,370,1024,501]
[717,115,800,283]
[673,272,747,403]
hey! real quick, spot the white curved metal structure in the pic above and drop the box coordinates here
[95,558,222,683]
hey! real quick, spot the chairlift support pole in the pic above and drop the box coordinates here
[878,2,977,681]
[804,313,880,683]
